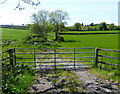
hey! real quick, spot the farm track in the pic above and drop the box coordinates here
[28,54,120,93]
[28,67,120,93]
[73,68,120,93]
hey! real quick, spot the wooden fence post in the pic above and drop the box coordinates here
[7,49,14,66]
[95,48,99,67]
[13,48,16,65]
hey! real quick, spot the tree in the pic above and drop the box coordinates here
[90,23,94,26]
[31,10,49,28]
[96,25,102,31]
[107,23,115,30]
[117,26,120,30]
[74,22,81,31]
[99,22,107,31]
[49,10,69,41]
[30,10,49,37]
[29,23,44,36]
[59,22,66,31]
[0,0,40,10]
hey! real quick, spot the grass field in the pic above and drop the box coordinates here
[2,28,33,41]
[2,28,119,50]
[2,28,37,50]
[59,33,119,50]
[62,30,120,33]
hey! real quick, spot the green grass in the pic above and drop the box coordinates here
[89,67,120,83]
[59,33,118,50]
[2,28,119,50]
[62,30,120,33]
[2,64,36,93]
[2,28,35,50]
[2,28,58,50]
[2,28,33,41]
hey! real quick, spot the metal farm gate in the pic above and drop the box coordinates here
[13,47,95,69]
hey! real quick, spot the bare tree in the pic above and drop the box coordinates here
[0,0,40,10]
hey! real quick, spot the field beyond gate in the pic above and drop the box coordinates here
[1,47,120,70]
[14,47,95,69]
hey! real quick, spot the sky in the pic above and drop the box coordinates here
[0,0,119,26]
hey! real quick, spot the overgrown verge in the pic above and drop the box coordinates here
[89,67,120,83]
[89,49,120,83]
[2,64,36,93]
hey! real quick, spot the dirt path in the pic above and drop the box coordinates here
[28,67,120,93]
[28,51,120,93]
[73,67,120,93]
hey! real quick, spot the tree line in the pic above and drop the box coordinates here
[0,25,28,30]
[67,22,120,31]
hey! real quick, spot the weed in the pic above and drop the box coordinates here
[2,63,36,93]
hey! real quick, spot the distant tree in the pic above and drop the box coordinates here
[74,22,81,31]
[117,26,120,30]
[92,26,97,31]
[49,10,69,41]
[96,25,102,31]
[107,23,115,30]
[90,23,94,26]
[0,0,40,10]
[67,26,75,31]
[69,22,117,31]
[81,23,84,26]
[86,26,91,31]
[99,22,107,31]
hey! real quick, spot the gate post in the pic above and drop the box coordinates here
[95,48,99,67]
[7,49,15,66]
[54,49,56,69]
[34,48,36,69]
[74,48,76,68]
[13,48,16,65]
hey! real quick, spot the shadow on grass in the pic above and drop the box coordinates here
[64,40,81,42]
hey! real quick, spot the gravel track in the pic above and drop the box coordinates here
[28,67,120,94]
[73,67,120,93]
[28,51,120,93]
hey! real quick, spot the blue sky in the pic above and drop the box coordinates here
[0,0,119,26]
